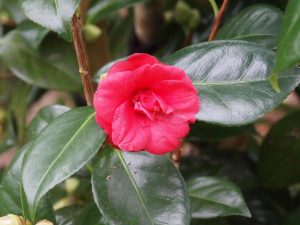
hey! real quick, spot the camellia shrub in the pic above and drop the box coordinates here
[0,0,300,225]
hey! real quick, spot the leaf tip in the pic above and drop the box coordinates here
[269,72,281,93]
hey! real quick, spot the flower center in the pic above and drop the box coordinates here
[132,90,174,120]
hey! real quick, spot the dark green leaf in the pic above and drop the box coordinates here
[28,105,70,139]
[9,81,34,142]
[0,31,81,90]
[22,0,80,41]
[165,41,300,125]
[73,203,104,225]
[283,209,300,225]
[217,4,282,48]
[22,107,105,219]
[92,147,191,225]
[188,176,251,219]
[0,144,56,223]
[191,218,229,225]
[0,148,27,217]
[55,204,105,225]
[258,111,300,188]
[188,121,254,141]
[87,0,146,23]
[55,206,82,225]
[274,0,300,72]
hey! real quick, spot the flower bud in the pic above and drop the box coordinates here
[163,10,174,23]
[0,214,25,225]
[83,24,102,42]
[174,1,192,26]
[0,107,6,124]
[65,177,80,195]
[53,197,72,210]
[188,9,201,30]
[35,220,54,225]
[0,11,10,24]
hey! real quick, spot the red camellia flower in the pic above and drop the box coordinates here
[93,53,200,154]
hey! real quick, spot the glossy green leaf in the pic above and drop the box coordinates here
[92,147,191,225]
[28,105,70,139]
[55,204,105,225]
[17,20,49,49]
[0,144,56,223]
[258,111,300,188]
[188,176,251,219]
[87,0,146,23]
[274,0,300,72]
[165,41,300,125]
[217,4,282,48]
[0,31,81,90]
[22,107,106,219]
[0,148,27,217]
[22,0,80,41]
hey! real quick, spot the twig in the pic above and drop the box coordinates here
[208,0,229,41]
[71,13,94,106]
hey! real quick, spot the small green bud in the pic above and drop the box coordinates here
[0,107,6,124]
[0,214,29,225]
[83,24,102,42]
[35,220,54,225]
[269,72,281,93]
[65,177,80,195]
[0,11,10,24]
[188,9,201,30]
[163,10,174,23]
[53,197,72,210]
[174,1,192,26]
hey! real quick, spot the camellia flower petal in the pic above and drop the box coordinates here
[93,53,200,154]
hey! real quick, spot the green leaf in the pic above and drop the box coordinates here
[28,105,70,139]
[22,107,106,219]
[273,0,300,72]
[93,58,122,83]
[0,144,56,223]
[191,218,229,225]
[283,209,300,225]
[22,0,80,41]
[188,176,251,219]
[0,31,81,90]
[87,0,146,23]
[165,41,300,125]
[92,147,191,225]
[17,20,49,50]
[217,4,282,48]
[1,0,26,23]
[55,204,105,225]
[188,121,254,141]
[0,148,27,217]
[258,111,300,188]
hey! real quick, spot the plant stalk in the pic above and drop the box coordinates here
[71,12,94,106]
[208,0,229,41]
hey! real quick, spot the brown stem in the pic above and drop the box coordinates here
[171,142,183,168]
[208,0,229,41]
[71,13,94,106]
[0,19,16,27]
[182,31,193,48]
